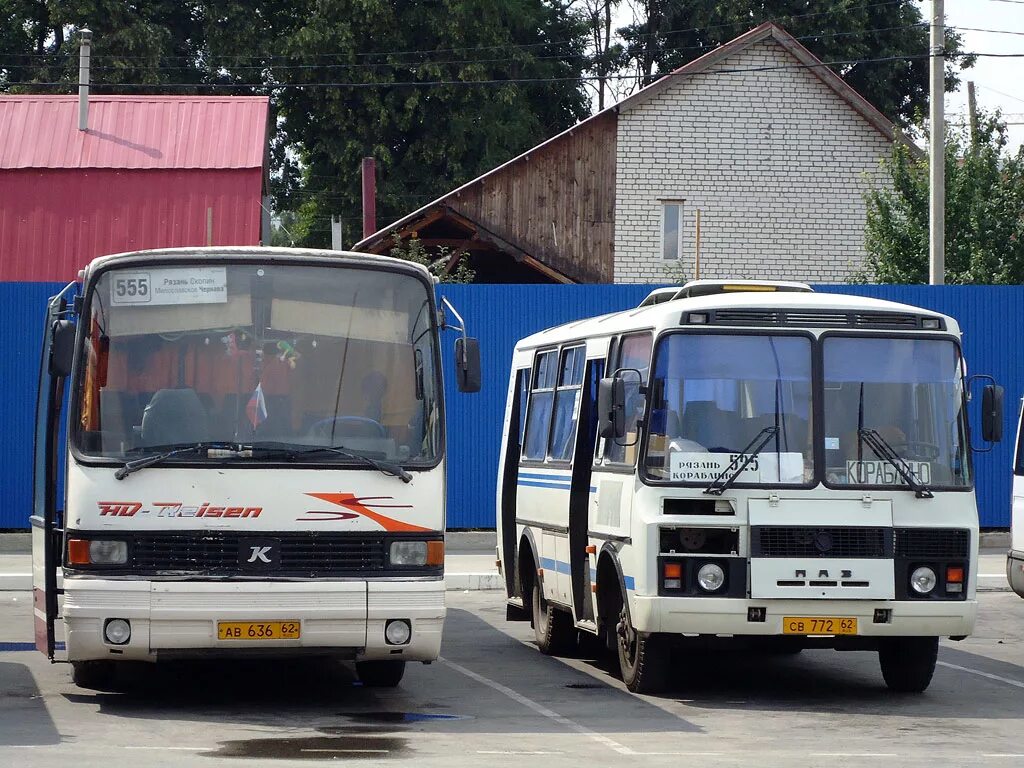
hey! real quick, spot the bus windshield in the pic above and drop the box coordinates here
[73,262,441,465]
[823,336,969,489]
[644,333,813,486]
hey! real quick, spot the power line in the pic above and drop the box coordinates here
[6,49,1019,93]
[1,23,931,75]
[0,0,909,64]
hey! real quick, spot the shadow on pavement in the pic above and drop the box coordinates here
[0,661,62,746]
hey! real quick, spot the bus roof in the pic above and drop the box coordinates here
[80,246,434,283]
[516,289,958,350]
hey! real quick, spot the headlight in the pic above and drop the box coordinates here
[385,619,412,645]
[910,566,937,594]
[104,618,131,645]
[69,539,127,565]
[390,541,428,566]
[697,562,726,592]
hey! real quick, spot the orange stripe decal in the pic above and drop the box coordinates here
[305,493,431,533]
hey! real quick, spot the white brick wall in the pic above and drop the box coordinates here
[613,40,893,284]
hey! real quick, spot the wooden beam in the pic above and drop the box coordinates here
[521,254,574,284]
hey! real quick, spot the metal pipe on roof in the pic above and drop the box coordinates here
[362,157,376,238]
[78,28,92,132]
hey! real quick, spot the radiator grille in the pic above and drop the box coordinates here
[130,533,388,575]
[754,526,889,558]
[699,309,940,330]
[894,528,970,559]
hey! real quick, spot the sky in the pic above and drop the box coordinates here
[940,0,1024,151]
[605,0,1024,152]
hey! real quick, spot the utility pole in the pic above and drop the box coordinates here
[967,80,979,146]
[929,0,945,285]
[361,157,377,239]
[331,216,343,250]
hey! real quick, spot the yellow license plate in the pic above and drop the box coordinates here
[782,616,857,635]
[217,621,301,640]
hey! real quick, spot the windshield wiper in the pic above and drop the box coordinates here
[857,428,934,499]
[253,443,412,483]
[114,442,247,481]
[704,426,780,496]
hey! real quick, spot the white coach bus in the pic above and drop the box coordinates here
[32,247,479,689]
[1008,400,1024,595]
[496,280,1002,694]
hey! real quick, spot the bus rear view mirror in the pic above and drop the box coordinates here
[598,376,625,439]
[455,337,481,393]
[48,320,75,377]
[982,384,1004,443]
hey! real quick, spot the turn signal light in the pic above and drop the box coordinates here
[663,562,683,590]
[426,541,445,566]
[946,566,964,583]
[67,539,91,565]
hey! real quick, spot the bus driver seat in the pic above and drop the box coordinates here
[141,388,210,447]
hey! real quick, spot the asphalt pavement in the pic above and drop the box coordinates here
[5,582,1024,767]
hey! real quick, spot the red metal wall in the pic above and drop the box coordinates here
[0,168,263,282]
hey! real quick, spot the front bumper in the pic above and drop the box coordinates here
[62,577,445,663]
[631,595,976,638]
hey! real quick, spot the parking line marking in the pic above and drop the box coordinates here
[123,746,208,751]
[811,753,892,761]
[983,755,1024,758]
[301,749,389,754]
[938,660,1024,689]
[477,751,564,755]
[441,657,635,755]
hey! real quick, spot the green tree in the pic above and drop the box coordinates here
[618,0,972,127]
[862,113,1024,284]
[274,0,591,247]
[387,234,475,284]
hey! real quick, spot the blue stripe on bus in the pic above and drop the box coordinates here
[517,480,571,490]
[623,575,635,591]
[589,486,598,493]
[539,557,571,575]
[518,471,571,481]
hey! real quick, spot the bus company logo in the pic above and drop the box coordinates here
[299,492,429,533]
[97,501,263,519]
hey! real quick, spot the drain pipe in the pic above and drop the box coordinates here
[78,28,92,131]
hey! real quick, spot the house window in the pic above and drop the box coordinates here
[661,201,684,260]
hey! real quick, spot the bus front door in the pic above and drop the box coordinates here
[31,293,72,659]
[568,359,602,623]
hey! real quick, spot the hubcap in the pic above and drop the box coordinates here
[617,606,637,666]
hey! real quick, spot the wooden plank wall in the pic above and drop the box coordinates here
[447,112,617,283]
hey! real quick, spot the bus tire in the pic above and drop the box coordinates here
[71,660,117,691]
[532,580,574,655]
[356,660,406,687]
[878,636,938,693]
[616,601,670,694]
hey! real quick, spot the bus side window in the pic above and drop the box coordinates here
[548,346,585,462]
[522,350,558,461]
[516,368,530,449]
[603,333,653,465]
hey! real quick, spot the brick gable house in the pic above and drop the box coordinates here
[355,23,919,284]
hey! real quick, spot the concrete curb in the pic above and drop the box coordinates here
[0,574,31,591]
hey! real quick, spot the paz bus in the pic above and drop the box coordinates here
[32,247,480,689]
[1009,400,1024,596]
[496,280,1001,694]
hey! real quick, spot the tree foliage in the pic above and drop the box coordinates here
[275,0,590,247]
[618,0,972,128]
[862,114,1024,284]
[387,234,475,284]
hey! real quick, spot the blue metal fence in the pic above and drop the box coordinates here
[1,282,1019,529]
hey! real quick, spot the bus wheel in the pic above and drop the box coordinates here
[616,604,669,694]
[878,637,938,693]
[71,660,117,691]
[532,580,574,655]
[356,660,406,687]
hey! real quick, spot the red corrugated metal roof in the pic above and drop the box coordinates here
[0,95,268,170]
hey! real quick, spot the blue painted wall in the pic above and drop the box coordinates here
[1,282,1019,529]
